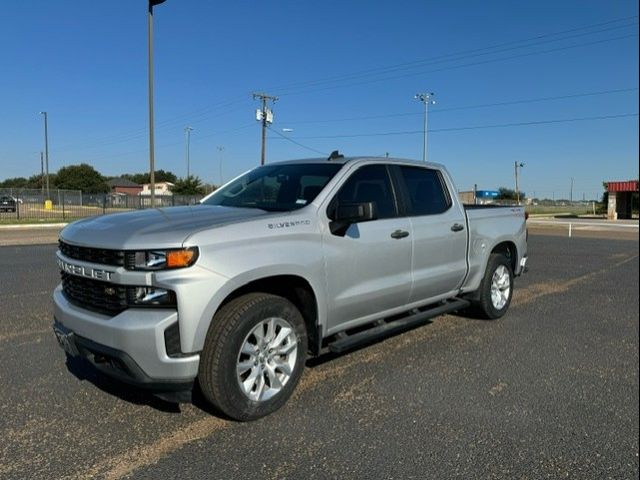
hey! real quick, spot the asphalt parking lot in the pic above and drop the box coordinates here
[0,232,638,479]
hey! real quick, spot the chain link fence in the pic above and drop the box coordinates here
[0,188,203,222]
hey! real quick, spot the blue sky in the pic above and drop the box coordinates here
[0,0,638,199]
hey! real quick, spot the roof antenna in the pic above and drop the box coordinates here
[327,150,344,161]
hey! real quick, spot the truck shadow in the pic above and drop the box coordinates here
[65,355,182,413]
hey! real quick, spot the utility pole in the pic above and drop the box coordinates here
[40,152,45,199]
[148,0,166,207]
[514,161,525,205]
[253,92,278,165]
[217,146,225,186]
[570,177,574,204]
[184,126,193,178]
[39,111,50,200]
[414,92,435,162]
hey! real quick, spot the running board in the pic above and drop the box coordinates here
[327,298,470,354]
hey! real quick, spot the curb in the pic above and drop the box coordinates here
[0,223,68,230]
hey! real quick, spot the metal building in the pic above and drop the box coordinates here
[606,180,639,220]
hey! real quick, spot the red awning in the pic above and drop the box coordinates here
[606,180,639,192]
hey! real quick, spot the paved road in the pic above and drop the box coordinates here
[0,225,64,246]
[0,234,638,479]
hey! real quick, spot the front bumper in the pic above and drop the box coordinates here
[53,285,199,388]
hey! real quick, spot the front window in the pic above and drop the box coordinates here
[329,165,398,219]
[202,163,342,212]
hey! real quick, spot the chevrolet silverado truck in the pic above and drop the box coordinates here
[53,156,528,420]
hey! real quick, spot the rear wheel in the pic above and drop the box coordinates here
[198,293,307,421]
[472,253,514,319]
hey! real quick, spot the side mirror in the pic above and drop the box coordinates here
[330,202,377,236]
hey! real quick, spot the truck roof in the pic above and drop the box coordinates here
[271,156,447,171]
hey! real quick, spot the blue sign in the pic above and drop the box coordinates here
[476,190,499,198]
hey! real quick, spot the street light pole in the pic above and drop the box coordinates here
[148,0,166,207]
[40,151,45,199]
[39,111,50,200]
[415,92,435,162]
[570,177,575,204]
[217,146,225,186]
[515,161,525,205]
[184,126,193,178]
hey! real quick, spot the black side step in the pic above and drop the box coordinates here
[327,298,470,354]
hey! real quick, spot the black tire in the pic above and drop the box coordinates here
[198,292,307,421]
[471,253,514,320]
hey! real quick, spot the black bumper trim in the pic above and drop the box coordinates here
[54,321,194,393]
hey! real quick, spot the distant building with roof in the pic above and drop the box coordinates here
[107,178,143,196]
[605,180,639,220]
[141,182,174,196]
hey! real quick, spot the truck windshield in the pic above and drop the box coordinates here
[202,163,343,212]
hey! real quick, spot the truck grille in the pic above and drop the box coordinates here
[61,272,130,316]
[59,241,127,268]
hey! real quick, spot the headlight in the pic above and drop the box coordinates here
[130,287,176,306]
[129,247,199,270]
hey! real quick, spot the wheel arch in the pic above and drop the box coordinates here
[490,240,518,273]
[197,273,322,355]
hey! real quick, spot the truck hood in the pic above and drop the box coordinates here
[60,205,269,250]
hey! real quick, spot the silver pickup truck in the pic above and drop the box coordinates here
[53,156,527,420]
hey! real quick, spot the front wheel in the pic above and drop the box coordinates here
[472,253,514,319]
[198,293,307,421]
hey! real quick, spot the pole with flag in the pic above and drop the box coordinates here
[148,0,166,207]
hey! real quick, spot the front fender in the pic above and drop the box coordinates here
[191,265,327,352]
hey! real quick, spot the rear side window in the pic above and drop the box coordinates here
[399,166,451,216]
[330,165,397,219]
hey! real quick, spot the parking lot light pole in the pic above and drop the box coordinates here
[40,152,45,199]
[148,0,166,207]
[415,92,435,162]
[39,111,50,200]
[217,146,225,186]
[184,126,193,178]
[515,161,525,205]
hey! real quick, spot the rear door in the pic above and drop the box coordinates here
[393,165,468,303]
[322,164,412,333]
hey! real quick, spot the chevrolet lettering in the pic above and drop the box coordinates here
[56,257,114,281]
[52,156,528,421]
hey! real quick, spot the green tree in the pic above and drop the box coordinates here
[171,176,205,195]
[498,187,526,200]
[0,174,57,189]
[26,173,57,189]
[0,177,29,188]
[55,164,109,193]
[120,169,177,185]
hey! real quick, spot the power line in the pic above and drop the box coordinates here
[267,126,328,156]
[82,123,254,163]
[284,88,639,125]
[41,17,638,166]
[283,113,638,139]
[45,18,637,157]
[267,18,638,96]
[52,97,251,154]
[273,33,638,98]
[266,16,638,94]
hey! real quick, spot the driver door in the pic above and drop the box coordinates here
[322,164,412,334]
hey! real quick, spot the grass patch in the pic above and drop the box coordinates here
[525,205,599,216]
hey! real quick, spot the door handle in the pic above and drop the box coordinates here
[451,223,465,232]
[390,229,410,239]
